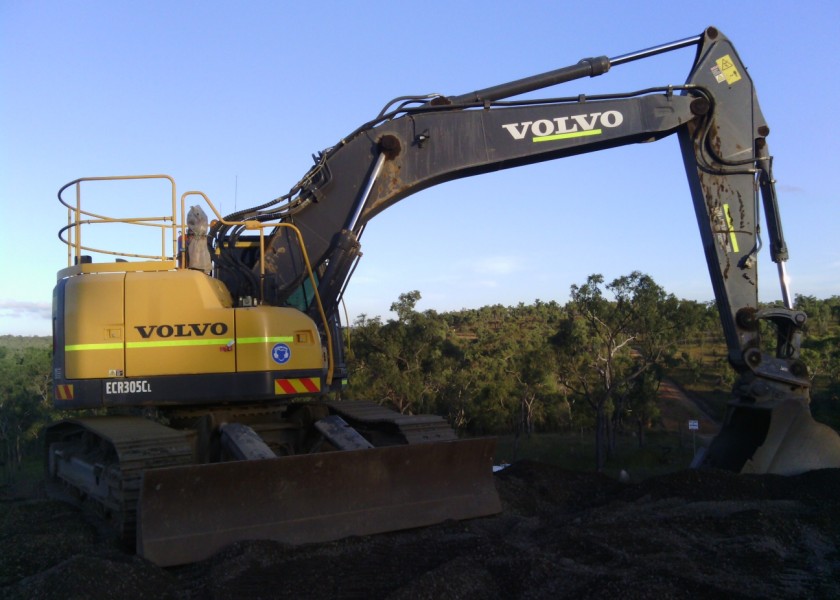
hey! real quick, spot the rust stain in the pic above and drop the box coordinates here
[363,160,405,218]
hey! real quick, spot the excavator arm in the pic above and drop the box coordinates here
[213,26,840,474]
[222,29,765,333]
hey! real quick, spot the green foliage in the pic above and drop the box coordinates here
[549,272,682,470]
[346,301,453,415]
[796,295,840,429]
[346,274,699,471]
[5,288,840,479]
[0,336,51,351]
[0,338,54,484]
[346,283,840,471]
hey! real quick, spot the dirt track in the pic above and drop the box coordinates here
[3,461,839,599]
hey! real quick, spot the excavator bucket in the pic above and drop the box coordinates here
[740,400,840,475]
[137,437,500,567]
[705,400,840,475]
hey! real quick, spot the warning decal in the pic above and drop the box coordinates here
[271,343,291,365]
[274,378,321,395]
[55,384,74,400]
[712,54,742,85]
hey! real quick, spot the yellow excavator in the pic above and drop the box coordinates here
[48,27,840,567]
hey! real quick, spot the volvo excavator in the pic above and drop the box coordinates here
[48,27,840,567]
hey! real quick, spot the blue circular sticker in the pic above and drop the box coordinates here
[271,343,291,364]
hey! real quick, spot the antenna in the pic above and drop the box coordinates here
[234,175,238,212]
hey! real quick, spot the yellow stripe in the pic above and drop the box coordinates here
[534,129,602,143]
[67,335,292,352]
[126,338,233,349]
[65,343,124,352]
[236,336,294,344]
[723,203,740,253]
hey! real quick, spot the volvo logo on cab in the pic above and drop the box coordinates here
[501,110,624,141]
[134,322,229,339]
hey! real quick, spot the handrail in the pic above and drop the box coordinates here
[57,175,177,266]
[180,191,335,384]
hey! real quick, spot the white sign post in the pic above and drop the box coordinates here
[688,420,699,455]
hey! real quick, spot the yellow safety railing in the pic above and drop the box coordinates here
[56,175,334,383]
[58,175,179,267]
[180,191,335,384]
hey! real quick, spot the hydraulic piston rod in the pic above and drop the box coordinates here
[445,32,704,106]
[609,34,702,67]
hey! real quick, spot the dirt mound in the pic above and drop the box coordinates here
[3,463,839,599]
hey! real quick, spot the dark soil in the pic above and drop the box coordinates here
[3,463,839,599]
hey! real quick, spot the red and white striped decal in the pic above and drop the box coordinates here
[274,377,321,395]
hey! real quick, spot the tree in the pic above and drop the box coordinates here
[625,366,663,448]
[450,301,567,438]
[795,294,832,336]
[347,292,451,415]
[390,290,422,324]
[793,296,840,428]
[0,344,53,483]
[552,272,680,471]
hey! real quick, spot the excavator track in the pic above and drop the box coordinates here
[45,417,194,547]
[326,399,458,444]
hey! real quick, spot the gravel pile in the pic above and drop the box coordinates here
[3,462,839,599]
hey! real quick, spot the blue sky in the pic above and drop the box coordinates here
[2,0,839,336]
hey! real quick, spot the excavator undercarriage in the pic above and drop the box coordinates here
[47,402,499,567]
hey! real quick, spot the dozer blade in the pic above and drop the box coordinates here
[137,437,500,566]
